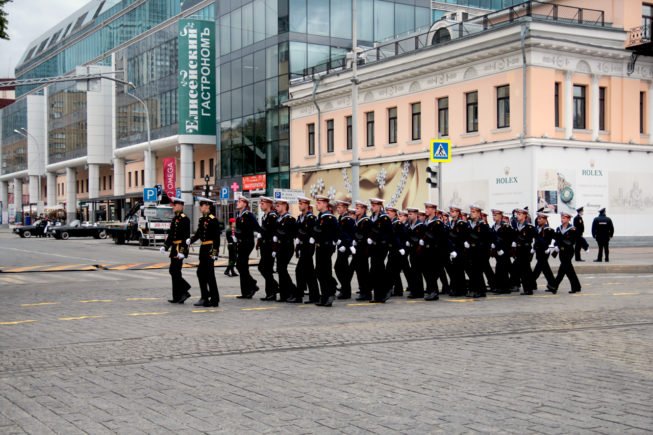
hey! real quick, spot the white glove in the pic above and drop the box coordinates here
[294,238,299,246]
[233,236,238,243]
[491,243,496,249]
[186,238,192,245]
[338,246,346,253]
[336,239,342,246]
[352,240,357,247]
[309,237,315,244]
[159,246,166,254]
[464,241,470,249]
[255,232,262,239]
[511,242,517,248]
[399,249,406,256]
[367,238,373,245]
[272,251,276,258]
[497,250,504,256]
[176,252,185,260]
[418,239,425,246]
[545,248,551,255]
[584,247,590,253]
[272,236,278,242]
[554,246,560,253]
[450,251,458,260]
[549,242,556,249]
[405,241,410,247]
[530,248,535,254]
[350,246,357,255]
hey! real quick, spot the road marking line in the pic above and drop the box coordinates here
[241,307,278,311]
[107,263,145,271]
[126,297,162,301]
[531,295,555,298]
[346,303,377,307]
[3,247,106,263]
[192,309,222,313]
[21,302,59,307]
[0,320,37,325]
[127,312,168,316]
[59,315,104,321]
[2,265,49,273]
[570,293,599,297]
[142,263,169,270]
[613,292,640,296]
[0,276,27,284]
[224,295,240,298]
[404,300,426,304]
[42,264,97,272]
[486,296,518,300]
[79,299,112,303]
[445,299,475,303]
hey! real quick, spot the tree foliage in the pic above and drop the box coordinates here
[0,0,12,40]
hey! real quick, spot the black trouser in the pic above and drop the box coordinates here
[370,245,389,301]
[482,253,495,291]
[197,251,219,303]
[296,244,318,301]
[514,247,536,292]
[493,252,511,292]
[555,252,581,292]
[237,240,257,296]
[386,249,407,295]
[533,250,555,286]
[446,253,467,296]
[258,243,279,297]
[334,248,353,297]
[169,251,191,301]
[316,245,336,299]
[597,238,610,261]
[353,249,372,299]
[575,237,588,260]
[466,248,487,296]
[408,250,425,297]
[227,244,237,273]
[276,243,295,300]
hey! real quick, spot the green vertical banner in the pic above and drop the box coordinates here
[178,19,216,137]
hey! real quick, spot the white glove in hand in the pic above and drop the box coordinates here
[272,236,278,242]
[585,247,590,253]
[545,248,551,255]
[352,240,357,247]
[336,239,342,246]
[255,232,262,239]
[233,236,238,243]
[554,246,560,253]
[497,250,504,256]
[338,246,346,253]
[491,243,496,249]
[186,238,191,245]
[294,238,299,246]
[367,238,373,245]
[418,239,425,246]
[530,248,535,254]
[511,242,517,248]
[272,251,276,258]
[450,251,458,260]
[464,241,470,249]
[405,241,411,247]
[399,249,406,256]
[176,252,185,260]
[309,237,315,244]
[159,246,166,254]
[350,246,357,255]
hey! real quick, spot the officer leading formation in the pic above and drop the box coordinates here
[162,195,588,307]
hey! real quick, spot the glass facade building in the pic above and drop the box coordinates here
[48,82,88,164]
[0,98,29,175]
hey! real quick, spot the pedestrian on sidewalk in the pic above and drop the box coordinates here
[592,207,614,262]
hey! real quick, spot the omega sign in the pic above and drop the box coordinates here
[178,19,216,137]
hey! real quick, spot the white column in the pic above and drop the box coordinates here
[144,150,154,188]
[113,157,125,196]
[591,74,600,141]
[88,163,100,223]
[564,70,573,139]
[29,175,40,215]
[0,180,8,223]
[46,172,56,209]
[13,178,23,221]
[648,82,653,145]
[180,143,194,217]
[66,167,77,223]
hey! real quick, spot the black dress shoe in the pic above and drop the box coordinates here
[167,299,179,303]
[424,292,439,301]
[355,295,371,302]
[593,259,602,262]
[236,294,252,299]
[260,295,277,301]
[275,298,288,303]
[406,293,423,299]
[194,299,207,307]
[576,259,585,262]
[569,289,581,293]
[178,292,191,304]
[323,296,335,307]
[304,299,319,304]
[210,300,220,307]
[203,300,213,307]
[336,293,351,300]
[546,284,558,294]
[520,291,533,296]
[286,297,302,303]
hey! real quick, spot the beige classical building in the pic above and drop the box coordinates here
[287,0,653,236]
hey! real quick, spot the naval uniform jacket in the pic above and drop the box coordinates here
[190,213,221,258]
[164,211,190,258]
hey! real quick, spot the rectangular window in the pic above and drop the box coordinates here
[599,87,606,131]
[103,176,106,191]
[141,170,144,186]
[346,116,352,150]
[193,162,196,179]
[466,91,479,133]
[200,160,205,178]
[573,85,586,129]
[554,82,560,128]
[388,107,397,144]
[496,85,510,128]
[209,158,214,177]
[308,123,315,155]
[641,91,646,134]
[366,111,375,147]
[326,119,334,152]
[128,172,132,188]
[438,97,449,136]
[85,179,88,193]
[109,175,112,190]
[411,103,421,140]
[76,180,80,194]
[134,170,138,187]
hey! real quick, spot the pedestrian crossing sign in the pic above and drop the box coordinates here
[430,139,452,163]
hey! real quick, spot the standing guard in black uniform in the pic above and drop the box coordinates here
[160,197,191,304]
[368,198,393,303]
[573,207,588,261]
[423,202,449,300]
[352,201,373,301]
[447,205,468,297]
[532,212,556,290]
[489,209,514,294]
[257,197,280,301]
[513,208,538,295]
[313,195,339,307]
[550,211,582,293]
[294,196,319,304]
[406,207,425,298]
[385,206,408,297]
[234,196,260,298]
[592,207,614,262]
[187,196,221,307]
[465,205,490,298]
[272,198,297,302]
[335,200,356,300]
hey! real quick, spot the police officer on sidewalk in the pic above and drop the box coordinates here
[187,196,221,307]
[161,197,191,304]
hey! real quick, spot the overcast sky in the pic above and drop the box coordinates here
[0,0,90,78]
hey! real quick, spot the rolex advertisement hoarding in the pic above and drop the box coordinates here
[178,19,216,143]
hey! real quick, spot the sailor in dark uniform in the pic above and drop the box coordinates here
[294,196,319,304]
[489,209,514,294]
[187,196,221,307]
[447,205,468,297]
[465,204,490,298]
[406,207,425,298]
[573,206,588,261]
[257,197,280,301]
[549,211,582,293]
[234,196,260,298]
[368,198,393,303]
[398,210,412,295]
[423,202,449,300]
[385,206,408,297]
[513,207,538,295]
[592,207,614,262]
[272,198,297,302]
[313,195,339,306]
[352,200,373,301]
[532,212,556,290]
[160,197,191,304]
[335,200,356,300]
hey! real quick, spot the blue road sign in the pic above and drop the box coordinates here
[274,191,281,199]
[155,184,162,196]
[143,188,157,202]
[176,188,182,198]
[220,187,229,199]
[430,139,452,163]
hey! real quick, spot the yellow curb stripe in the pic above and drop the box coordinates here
[127,312,168,316]
[142,263,169,270]
[191,309,221,313]
[346,303,377,307]
[613,292,639,296]
[0,320,37,325]
[2,265,51,273]
[107,263,144,271]
[59,315,104,321]
[570,293,598,297]
[241,307,278,311]
[126,297,162,301]
[21,302,59,307]
[42,264,97,272]
[404,300,426,304]
[79,299,112,303]
[531,295,556,298]
[445,299,475,303]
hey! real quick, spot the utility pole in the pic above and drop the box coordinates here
[350,0,360,201]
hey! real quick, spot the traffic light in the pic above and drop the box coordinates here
[426,166,438,188]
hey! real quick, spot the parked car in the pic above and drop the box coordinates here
[49,220,108,240]
[13,219,50,238]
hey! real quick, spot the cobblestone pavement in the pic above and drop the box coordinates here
[0,238,652,433]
